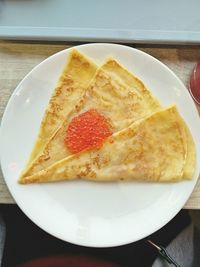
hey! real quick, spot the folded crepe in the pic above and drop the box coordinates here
[19,106,196,184]
[19,54,161,182]
[24,49,97,169]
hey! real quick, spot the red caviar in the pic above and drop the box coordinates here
[65,109,112,154]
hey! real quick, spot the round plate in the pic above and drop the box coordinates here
[0,43,200,247]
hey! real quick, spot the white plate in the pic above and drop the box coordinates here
[0,43,200,247]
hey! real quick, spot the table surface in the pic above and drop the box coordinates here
[0,40,200,208]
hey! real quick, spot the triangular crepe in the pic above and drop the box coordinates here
[102,58,160,110]
[19,59,161,181]
[178,115,196,178]
[20,106,195,184]
[24,49,97,169]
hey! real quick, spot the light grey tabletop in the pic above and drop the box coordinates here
[0,0,200,44]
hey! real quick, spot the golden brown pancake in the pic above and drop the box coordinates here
[22,49,97,171]
[19,60,161,182]
[102,58,160,111]
[20,106,194,184]
[177,113,196,178]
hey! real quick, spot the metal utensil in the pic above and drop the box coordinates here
[147,240,181,267]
